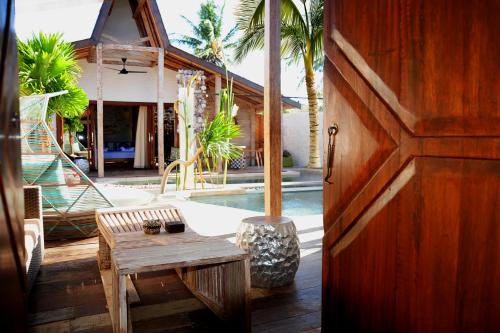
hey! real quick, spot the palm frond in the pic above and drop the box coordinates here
[309,0,324,61]
[233,24,264,63]
[222,25,239,43]
[281,23,307,63]
[180,15,203,39]
[234,0,264,30]
[171,35,203,48]
[234,0,310,61]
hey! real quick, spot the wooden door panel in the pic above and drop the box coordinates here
[327,158,500,332]
[323,59,399,225]
[323,0,500,332]
[326,0,500,136]
[0,0,26,330]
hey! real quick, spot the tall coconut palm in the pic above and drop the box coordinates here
[173,0,238,67]
[235,0,324,168]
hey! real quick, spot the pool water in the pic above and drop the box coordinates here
[189,190,323,216]
[113,177,297,186]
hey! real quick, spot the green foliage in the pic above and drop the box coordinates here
[235,0,324,168]
[198,112,242,161]
[18,32,89,122]
[234,0,324,67]
[63,116,84,134]
[218,80,236,119]
[173,0,238,66]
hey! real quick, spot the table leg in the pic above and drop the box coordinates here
[177,259,251,332]
[98,232,111,270]
[223,259,251,332]
[112,263,128,332]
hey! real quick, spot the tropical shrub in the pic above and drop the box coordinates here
[198,111,242,162]
[18,32,88,122]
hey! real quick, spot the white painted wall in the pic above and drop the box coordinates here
[233,107,252,149]
[283,111,324,168]
[77,60,179,103]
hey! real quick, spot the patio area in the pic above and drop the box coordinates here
[27,202,323,333]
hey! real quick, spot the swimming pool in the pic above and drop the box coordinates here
[113,175,299,186]
[189,189,323,216]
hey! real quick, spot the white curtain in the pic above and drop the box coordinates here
[134,106,148,168]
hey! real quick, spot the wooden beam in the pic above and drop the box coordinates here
[102,49,158,62]
[102,59,153,68]
[215,74,222,113]
[96,43,105,178]
[100,33,121,44]
[130,37,150,45]
[133,0,147,18]
[157,49,165,174]
[264,0,282,216]
[102,44,159,53]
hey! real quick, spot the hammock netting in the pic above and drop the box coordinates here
[20,92,113,240]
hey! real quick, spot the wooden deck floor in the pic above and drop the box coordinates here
[28,234,322,332]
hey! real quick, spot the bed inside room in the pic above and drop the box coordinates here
[103,105,139,167]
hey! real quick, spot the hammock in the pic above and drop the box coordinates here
[20,91,113,240]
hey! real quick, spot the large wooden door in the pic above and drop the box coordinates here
[0,0,26,330]
[322,0,500,332]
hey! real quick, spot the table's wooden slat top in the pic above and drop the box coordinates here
[112,239,248,274]
[97,205,249,274]
[98,207,186,234]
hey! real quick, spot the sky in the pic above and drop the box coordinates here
[15,0,314,100]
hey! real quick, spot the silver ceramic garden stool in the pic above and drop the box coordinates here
[236,216,300,288]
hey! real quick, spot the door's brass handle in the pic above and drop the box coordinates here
[324,123,339,184]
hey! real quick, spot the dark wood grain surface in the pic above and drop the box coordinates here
[0,1,25,330]
[323,0,500,332]
[28,236,321,332]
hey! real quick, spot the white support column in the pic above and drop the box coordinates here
[264,0,282,216]
[96,43,104,178]
[157,49,165,174]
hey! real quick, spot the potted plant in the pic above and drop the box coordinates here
[283,150,294,168]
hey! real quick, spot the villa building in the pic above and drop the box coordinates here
[19,0,299,175]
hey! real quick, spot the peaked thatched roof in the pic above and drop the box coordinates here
[67,0,300,109]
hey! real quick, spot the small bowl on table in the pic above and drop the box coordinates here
[143,219,162,235]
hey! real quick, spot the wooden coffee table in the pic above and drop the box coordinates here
[96,205,250,332]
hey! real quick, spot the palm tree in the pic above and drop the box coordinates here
[173,0,238,67]
[235,0,324,168]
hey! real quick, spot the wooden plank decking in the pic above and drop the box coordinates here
[27,230,321,332]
